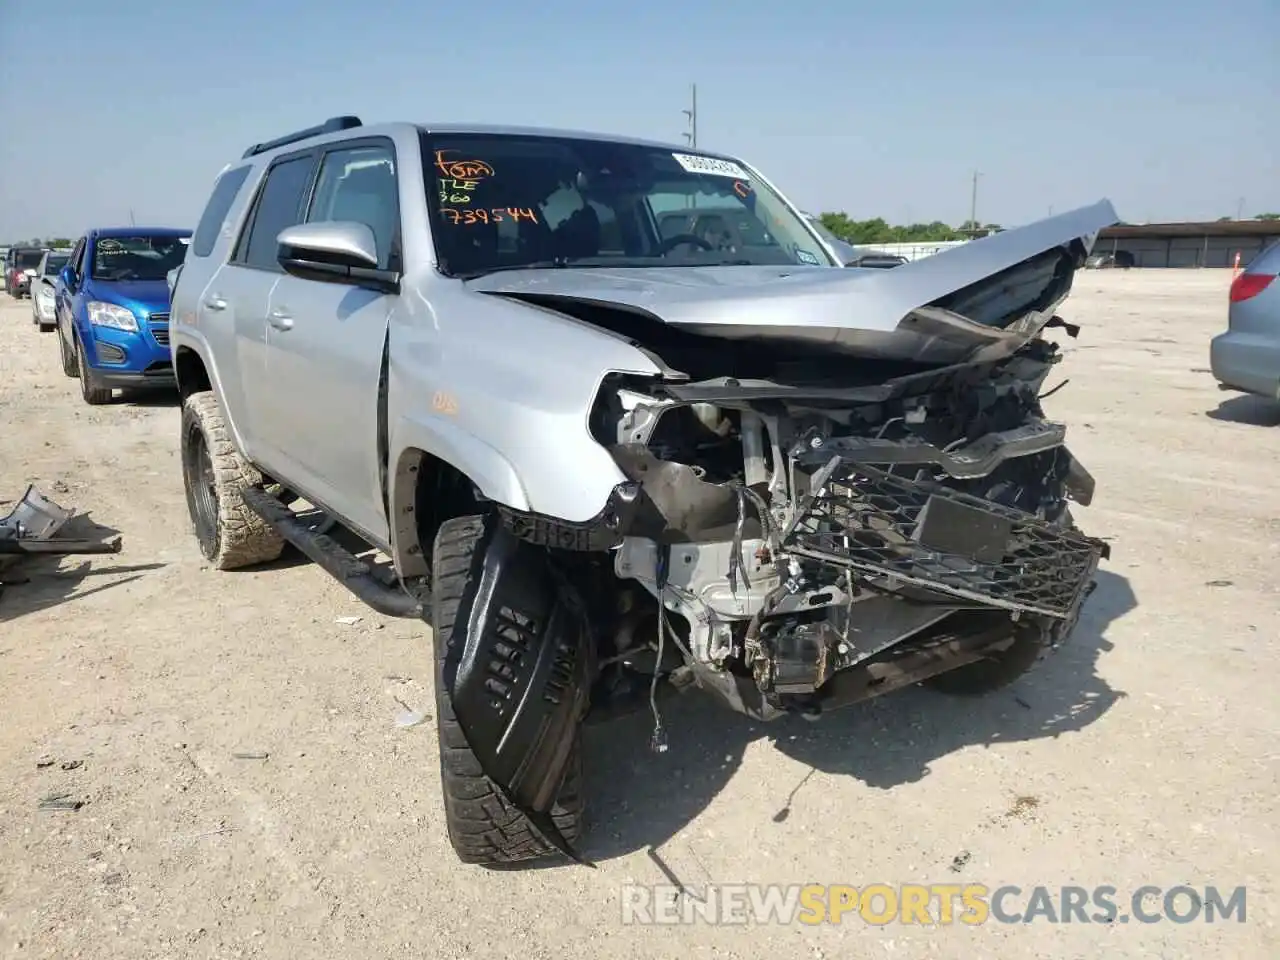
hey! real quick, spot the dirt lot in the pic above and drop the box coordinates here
[1,269,1277,959]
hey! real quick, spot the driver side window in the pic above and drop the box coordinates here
[306,142,400,270]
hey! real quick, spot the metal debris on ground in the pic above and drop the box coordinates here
[0,486,122,574]
[231,751,270,760]
[38,792,85,812]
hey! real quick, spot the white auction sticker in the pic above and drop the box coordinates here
[671,152,750,179]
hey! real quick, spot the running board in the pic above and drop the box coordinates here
[241,486,423,619]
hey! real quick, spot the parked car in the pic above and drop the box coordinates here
[1085,250,1135,269]
[849,253,909,269]
[801,212,861,264]
[53,227,190,404]
[5,246,47,298]
[30,250,71,331]
[1210,239,1280,401]
[170,115,1115,868]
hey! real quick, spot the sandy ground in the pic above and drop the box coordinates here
[0,269,1277,960]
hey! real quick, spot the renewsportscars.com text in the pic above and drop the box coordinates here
[620,883,1247,926]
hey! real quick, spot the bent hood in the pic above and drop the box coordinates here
[86,278,171,317]
[467,199,1118,365]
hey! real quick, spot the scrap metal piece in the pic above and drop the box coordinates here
[0,486,122,564]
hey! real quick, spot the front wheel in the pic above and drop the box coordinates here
[57,325,77,376]
[924,508,1087,696]
[431,515,584,865]
[75,334,113,405]
[921,620,1052,695]
[180,391,285,570]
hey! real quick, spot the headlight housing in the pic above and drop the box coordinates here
[87,301,139,332]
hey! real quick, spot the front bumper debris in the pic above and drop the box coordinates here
[782,459,1107,620]
[0,485,122,570]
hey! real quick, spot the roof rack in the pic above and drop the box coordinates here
[241,116,363,159]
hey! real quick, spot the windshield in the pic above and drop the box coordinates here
[43,254,69,275]
[16,250,43,268]
[90,234,190,281]
[419,132,835,277]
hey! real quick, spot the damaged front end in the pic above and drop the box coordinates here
[591,329,1107,721]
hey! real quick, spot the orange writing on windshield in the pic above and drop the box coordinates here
[440,207,539,225]
[434,150,495,180]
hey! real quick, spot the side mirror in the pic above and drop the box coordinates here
[276,221,398,293]
[59,264,76,289]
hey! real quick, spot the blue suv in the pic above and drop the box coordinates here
[55,227,191,405]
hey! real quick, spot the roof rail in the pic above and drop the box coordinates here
[241,116,363,159]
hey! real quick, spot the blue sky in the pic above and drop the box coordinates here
[1,0,1276,240]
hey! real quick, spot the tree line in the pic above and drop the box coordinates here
[817,215,1001,244]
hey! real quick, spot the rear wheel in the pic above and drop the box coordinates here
[431,515,584,865]
[180,391,285,570]
[75,334,113,405]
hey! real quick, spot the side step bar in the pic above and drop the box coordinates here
[241,487,423,619]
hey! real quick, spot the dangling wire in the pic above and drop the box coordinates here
[649,545,670,753]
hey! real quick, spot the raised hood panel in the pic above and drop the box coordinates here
[467,200,1118,365]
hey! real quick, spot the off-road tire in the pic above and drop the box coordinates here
[922,623,1052,696]
[75,334,113,405]
[180,391,285,570]
[38,320,55,333]
[58,326,77,377]
[924,508,1085,696]
[431,514,584,866]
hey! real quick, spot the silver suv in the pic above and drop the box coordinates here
[170,116,1118,867]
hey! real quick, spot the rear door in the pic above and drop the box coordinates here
[208,150,319,474]
[258,138,401,544]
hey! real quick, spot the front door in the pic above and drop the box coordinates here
[258,139,402,545]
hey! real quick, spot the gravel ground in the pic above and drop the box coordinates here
[1,269,1276,959]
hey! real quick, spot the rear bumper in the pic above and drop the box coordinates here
[1211,330,1280,400]
[781,459,1108,620]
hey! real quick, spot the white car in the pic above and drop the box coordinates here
[30,249,71,332]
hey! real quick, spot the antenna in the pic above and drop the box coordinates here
[129,208,136,226]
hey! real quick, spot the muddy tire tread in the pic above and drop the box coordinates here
[183,391,285,570]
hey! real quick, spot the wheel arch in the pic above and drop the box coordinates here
[388,444,497,579]
[174,344,213,400]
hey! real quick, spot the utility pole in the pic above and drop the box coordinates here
[1236,197,1245,221]
[968,170,981,232]
[682,84,698,208]
[682,83,698,149]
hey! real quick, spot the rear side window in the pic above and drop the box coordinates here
[191,166,251,258]
[237,154,316,271]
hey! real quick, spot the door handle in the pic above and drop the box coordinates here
[204,295,227,311]
[268,308,294,331]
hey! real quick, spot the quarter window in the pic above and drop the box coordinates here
[192,165,252,258]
